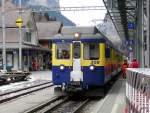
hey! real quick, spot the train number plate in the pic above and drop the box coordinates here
[91,61,100,65]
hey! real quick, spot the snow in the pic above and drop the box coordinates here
[30,71,52,81]
[0,71,52,93]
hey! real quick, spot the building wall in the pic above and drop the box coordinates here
[24,31,38,45]
[31,31,38,45]
[0,28,20,42]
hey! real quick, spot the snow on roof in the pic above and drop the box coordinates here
[0,0,32,28]
[61,26,98,35]
[36,21,62,39]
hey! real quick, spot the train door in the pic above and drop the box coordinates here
[70,41,83,82]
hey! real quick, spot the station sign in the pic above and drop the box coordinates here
[16,17,23,28]
[128,22,135,29]
[125,39,134,46]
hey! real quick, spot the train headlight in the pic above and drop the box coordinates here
[60,65,65,71]
[89,65,95,71]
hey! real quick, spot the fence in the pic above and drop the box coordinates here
[126,68,150,113]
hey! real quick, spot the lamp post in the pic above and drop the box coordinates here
[2,0,6,70]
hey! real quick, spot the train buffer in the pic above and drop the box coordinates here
[0,70,31,83]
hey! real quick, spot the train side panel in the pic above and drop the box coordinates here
[81,43,106,86]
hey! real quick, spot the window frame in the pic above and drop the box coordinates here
[83,42,100,60]
[105,46,111,58]
[56,43,70,60]
[73,42,81,59]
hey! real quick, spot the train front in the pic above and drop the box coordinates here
[52,32,106,92]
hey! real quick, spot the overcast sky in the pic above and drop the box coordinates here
[59,0,106,26]
[26,0,106,26]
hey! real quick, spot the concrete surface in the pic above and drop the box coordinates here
[96,79,126,113]
[0,86,57,113]
[0,71,126,113]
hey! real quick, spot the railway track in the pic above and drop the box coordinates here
[24,96,90,113]
[0,80,53,104]
[23,76,119,113]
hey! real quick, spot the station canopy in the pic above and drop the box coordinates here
[103,0,137,41]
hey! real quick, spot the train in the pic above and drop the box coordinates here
[0,70,30,84]
[52,26,123,96]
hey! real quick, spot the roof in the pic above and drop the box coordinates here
[52,33,106,43]
[54,33,102,40]
[0,10,32,28]
[0,28,20,42]
[0,1,33,28]
[0,42,51,51]
[61,26,98,35]
[36,21,62,40]
[103,0,137,41]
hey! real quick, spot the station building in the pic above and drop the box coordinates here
[0,1,52,71]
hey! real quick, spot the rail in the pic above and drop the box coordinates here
[0,81,53,104]
[126,68,150,113]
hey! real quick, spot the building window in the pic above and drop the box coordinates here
[6,52,13,67]
[0,53,2,68]
[24,32,31,42]
[84,43,99,60]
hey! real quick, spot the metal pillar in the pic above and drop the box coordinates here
[146,0,150,67]
[19,27,22,70]
[19,0,22,70]
[2,0,6,70]
[141,0,145,67]
[135,0,144,67]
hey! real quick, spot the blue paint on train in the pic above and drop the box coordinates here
[83,66,105,86]
[52,66,71,85]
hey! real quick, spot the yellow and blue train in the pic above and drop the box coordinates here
[52,27,123,93]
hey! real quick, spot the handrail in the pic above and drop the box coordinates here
[126,68,150,113]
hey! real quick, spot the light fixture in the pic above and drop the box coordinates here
[60,65,65,70]
[74,32,80,38]
[89,65,95,71]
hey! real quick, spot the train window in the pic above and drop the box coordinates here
[56,43,70,59]
[83,43,99,60]
[73,42,81,59]
[106,48,110,58]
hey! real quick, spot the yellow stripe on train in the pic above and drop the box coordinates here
[81,43,106,66]
[52,43,106,67]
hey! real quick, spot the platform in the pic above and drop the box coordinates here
[95,78,126,113]
[0,71,126,113]
[30,71,52,81]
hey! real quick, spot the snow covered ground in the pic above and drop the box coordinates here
[0,71,52,93]
[30,71,52,81]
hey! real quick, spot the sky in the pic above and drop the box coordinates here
[13,0,120,45]
[25,0,120,44]
[26,0,107,26]
[28,0,59,7]
[59,0,107,26]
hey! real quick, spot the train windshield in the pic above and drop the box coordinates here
[73,42,81,59]
[83,43,99,60]
[56,43,70,59]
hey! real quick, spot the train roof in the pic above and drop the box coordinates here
[52,26,122,53]
[61,26,98,35]
[52,33,106,43]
